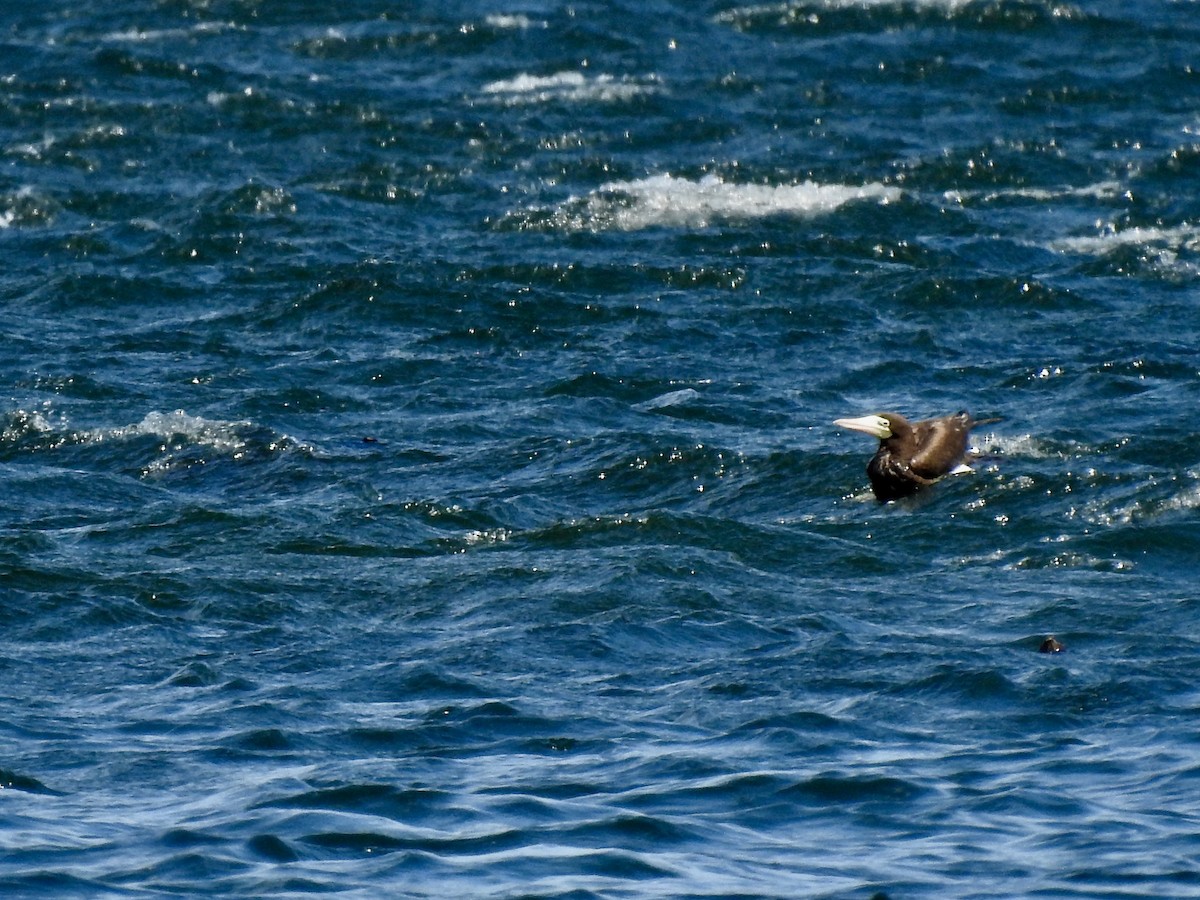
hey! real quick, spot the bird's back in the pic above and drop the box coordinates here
[908,411,973,478]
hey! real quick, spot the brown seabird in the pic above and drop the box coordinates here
[834,410,994,502]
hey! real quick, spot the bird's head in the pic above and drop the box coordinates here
[833,414,896,441]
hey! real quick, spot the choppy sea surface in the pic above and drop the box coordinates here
[3,1,1200,897]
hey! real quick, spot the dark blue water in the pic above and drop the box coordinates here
[3,1,1200,896]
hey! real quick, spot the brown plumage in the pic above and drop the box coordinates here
[834,410,994,502]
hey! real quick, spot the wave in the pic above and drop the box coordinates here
[521,173,899,232]
[717,0,978,20]
[479,71,662,106]
[972,431,1071,461]
[0,408,309,477]
[484,15,545,31]
[83,411,301,466]
[99,21,233,43]
[1046,222,1200,279]
[0,186,57,228]
[1052,223,1200,257]
[112,410,260,452]
[634,388,703,413]
[1078,471,1200,528]
[715,0,1088,30]
[943,179,1125,207]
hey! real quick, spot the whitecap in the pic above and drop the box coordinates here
[1052,223,1200,257]
[480,71,660,105]
[1048,222,1200,278]
[463,527,513,546]
[944,180,1124,206]
[1163,481,1200,516]
[6,135,56,161]
[542,173,899,232]
[0,186,56,227]
[715,0,978,26]
[101,21,230,42]
[484,14,544,30]
[1,409,54,441]
[1085,473,1200,526]
[87,410,303,458]
[974,432,1066,461]
[635,388,701,412]
[125,411,251,454]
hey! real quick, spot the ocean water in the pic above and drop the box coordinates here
[2,0,1200,896]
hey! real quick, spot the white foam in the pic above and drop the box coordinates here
[1164,480,1200,514]
[1,409,54,440]
[636,388,701,411]
[944,180,1124,206]
[464,527,512,546]
[1088,473,1200,527]
[7,135,56,161]
[546,173,899,232]
[485,14,543,30]
[974,432,1064,461]
[480,71,660,105]
[1051,222,1200,277]
[715,0,977,25]
[97,411,253,457]
[101,21,229,42]
[1052,223,1200,256]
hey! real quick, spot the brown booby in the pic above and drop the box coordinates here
[833,410,993,502]
[1039,636,1064,653]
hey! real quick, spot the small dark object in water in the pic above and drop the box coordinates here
[834,410,997,502]
[1039,636,1064,653]
[362,436,379,443]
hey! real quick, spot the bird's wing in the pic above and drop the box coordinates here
[909,417,970,477]
[897,460,940,485]
[872,454,939,488]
